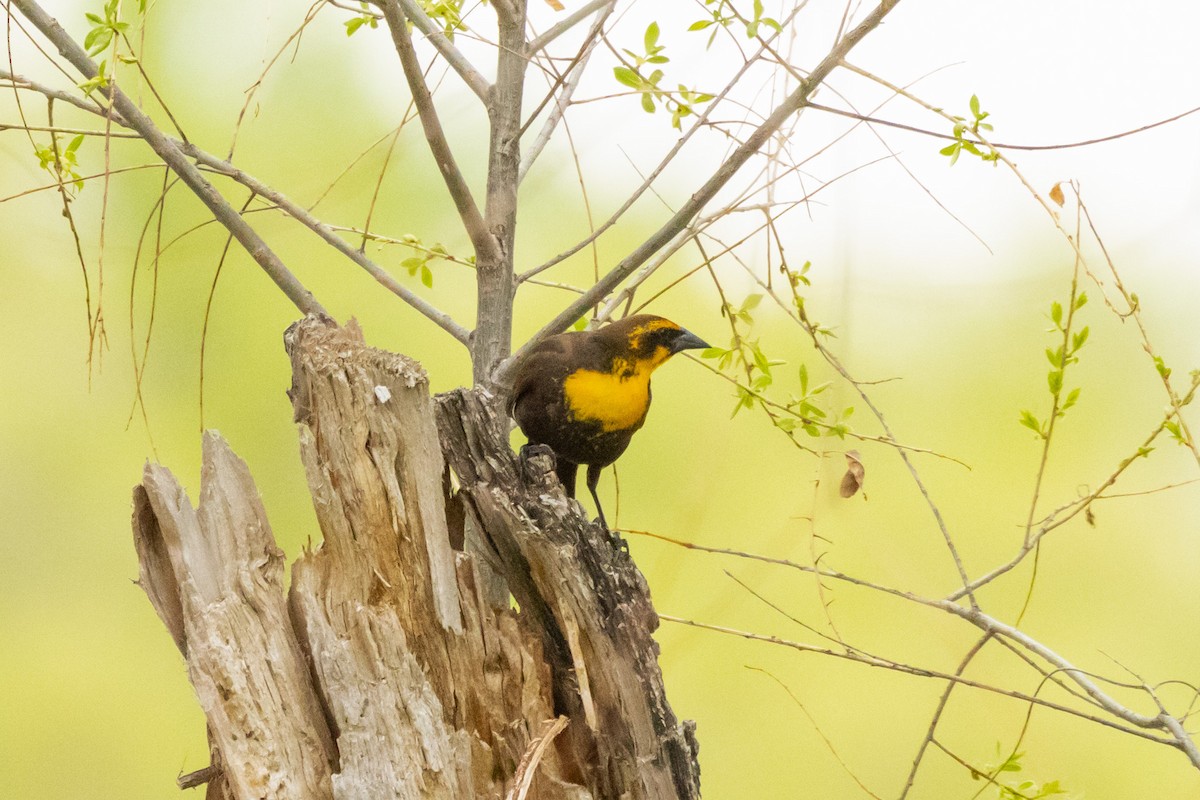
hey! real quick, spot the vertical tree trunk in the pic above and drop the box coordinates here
[131,316,700,800]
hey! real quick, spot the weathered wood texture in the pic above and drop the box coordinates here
[131,316,699,799]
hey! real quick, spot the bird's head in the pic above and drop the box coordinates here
[600,314,710,371]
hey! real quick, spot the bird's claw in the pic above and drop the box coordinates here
[607,528,630,553]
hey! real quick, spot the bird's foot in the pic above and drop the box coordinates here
[607,528,630,554]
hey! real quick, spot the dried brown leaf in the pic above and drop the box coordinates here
[839,450,865,498]
[1049,182,1065,207]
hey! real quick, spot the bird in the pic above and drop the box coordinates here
[509,314,709,529]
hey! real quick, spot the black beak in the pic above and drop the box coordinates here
[670,328,710,354]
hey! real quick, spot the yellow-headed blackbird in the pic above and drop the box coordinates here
[510,314,709,528]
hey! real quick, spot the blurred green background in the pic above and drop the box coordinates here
[3,1,1200,798]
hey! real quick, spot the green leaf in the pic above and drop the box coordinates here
[613,66,642,89]
[751,345,771,376]
[571,316,589,331]
[969,93,981,117]
[1050,300,1063,327]
[798,362,808,394]
[644,21,660,52]
[420,264,433,288]
[1019,410,1041,433]
[1071,325,1089,352]
[1074,292,1088,310]
[1060,387,1081,412]
[345,16,366,35]
[640,92,655,113]
[688,19,713,31]
[1047,369,1063,394]
[84,26,113,55]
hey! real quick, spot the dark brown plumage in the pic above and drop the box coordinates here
[509,314,709,528]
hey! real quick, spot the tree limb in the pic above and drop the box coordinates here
[371,0,492,101]
[518,0,613,183]
[184,145,471,345]
[526,0,615,55]
[380,0,498,267]
[515,3,809,285]
[11,0,328,317]
[0,67,126,122]
[498,0,901,385]
[0,69,469,343]
[472,0,529,383]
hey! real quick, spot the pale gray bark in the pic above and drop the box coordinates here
[132,316,699,799]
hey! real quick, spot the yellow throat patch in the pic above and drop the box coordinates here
[562,349,669,432]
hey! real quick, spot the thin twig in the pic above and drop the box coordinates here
[898,634,993,799]
[515,3,809,284]
[519,0,612,182]
[660,615,1175,746]
[499,0,904,386]
[526,0,613,54]
[185,144,471,344]
[11,0,327,317]
[374,0,491,101]
[379,0,498,266]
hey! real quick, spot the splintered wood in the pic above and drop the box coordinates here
[132,316,699,800]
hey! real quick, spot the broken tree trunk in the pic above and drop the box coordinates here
[131,316,700,800]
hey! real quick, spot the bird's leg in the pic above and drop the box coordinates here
[586,463,609,530]
[556,457,580,499]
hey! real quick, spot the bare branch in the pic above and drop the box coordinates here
[0,121,139,137]
[519,0,613,183]
[374,0,492,101]
[948,388,1195,601]
[526,0,614,55]
[932,601,1185,733]
[898,634,993,799]
[0,63,468,342]
[11,0,327,317]
[660,615,1177,746]
[185,144,471,345]
[499,0,903,386]
[379,0,498,270]
[0,67,127,122]
[473,0,528,382]
[516,4,809,284]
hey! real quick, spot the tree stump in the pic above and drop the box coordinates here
[131,316,700,800]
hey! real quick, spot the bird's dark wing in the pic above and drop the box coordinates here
[508,335,574,416]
